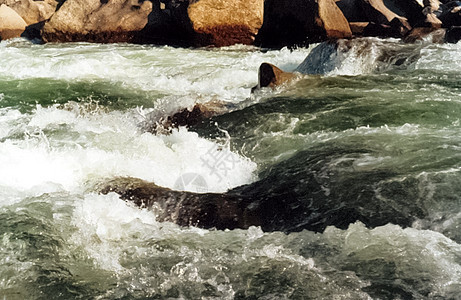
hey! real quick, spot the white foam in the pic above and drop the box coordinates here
[324,222,461,297]
[0,105,257,201]
[70,192,161,271]
[0,43,309,104]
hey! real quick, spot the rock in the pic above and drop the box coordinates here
[362,22,394,37]
[446,25,461,42]
[143,101,230,134]
[99,177,258,230]
[41,0,152,43]
[255,0,351,48]
[361,0,408,24]
[389,0,426,27]
[0,4,27,40]
[423,0,441,12]
[251,63,297,91]
[98,146,421,233]
[187,0,264,47]
[439,3,461,27]
[424,12,443,27]
[336,0,368,22]
[136,0,194,46]
[404,26,446,42]
[295,41,338,74]
[318,0,353,39]
[349,22,370,35]
[0,0,58,25]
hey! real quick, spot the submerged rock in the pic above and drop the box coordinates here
[149,104,217,134]
[0,4,27,40]
[41,0,152,43]
[99,147,422,233]
[99,177,258,230]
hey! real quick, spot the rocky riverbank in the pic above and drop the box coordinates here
[1,0,461,46]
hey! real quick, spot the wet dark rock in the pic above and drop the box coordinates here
[255,0,351,49]
[99,177,260,230]
[361,0,407,25]
[336,0,368,22]
[390,0,426,27]
[404,27,447,42]
[439,2,461,27]
[145,102,228,134]
[445,25,461,42]
[361,18,410,38]
[99,148,423,233]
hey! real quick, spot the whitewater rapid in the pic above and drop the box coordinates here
[2,37,461,299]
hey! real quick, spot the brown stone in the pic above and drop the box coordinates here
[41,0,152,43]
[404,26,446,42]
[0,4,27,40]
[349,22,369,35]
[0,0,57,25]
[256,0,351,48]
[318,0,353,39]
[187,0,264,47]
[252,63,297,91]
[425,12,443,28]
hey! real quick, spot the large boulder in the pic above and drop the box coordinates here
[389,0,426,27]
[0,4,27,40]
[336,0,368,22]
[41,0,152,43]
[0,0,58,25]
[361,0,408,25]
[439,2,461,27]
[256,0,351,48]
[187,0,264,47]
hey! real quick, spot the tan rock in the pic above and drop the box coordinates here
[188,0,264,47]
[318,0,353,39]
[42,0,152,43]
[0,0,57,25]
[0,4,27,40]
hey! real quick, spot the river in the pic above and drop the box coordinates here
[1,37,461,299]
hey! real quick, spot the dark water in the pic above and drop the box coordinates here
[1,37,461,299]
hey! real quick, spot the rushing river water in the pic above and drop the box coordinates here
[1,37,461,299]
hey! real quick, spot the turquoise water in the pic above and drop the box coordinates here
[1,37,461,299]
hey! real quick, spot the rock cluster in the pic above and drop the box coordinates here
[0,0,461,46]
